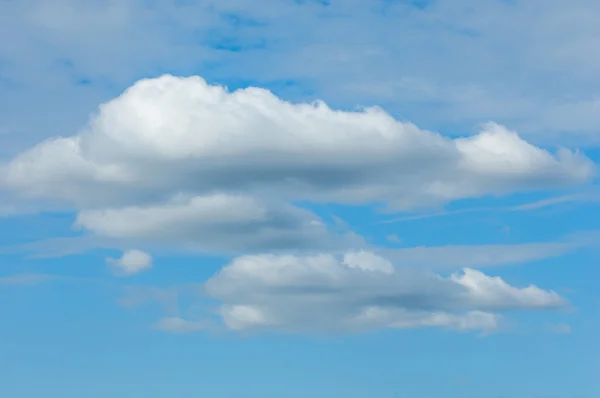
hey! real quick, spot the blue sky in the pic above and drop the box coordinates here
[0,1,599,397]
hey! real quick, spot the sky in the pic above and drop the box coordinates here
[0,1,599,397]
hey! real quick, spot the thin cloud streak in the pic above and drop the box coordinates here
[380,191,600,225]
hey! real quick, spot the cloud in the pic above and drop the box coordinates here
[2,75,593,212]
[380,190,600,224]
[377,241,578,270]
[0,1,595,343]
[0,75,591,254]
[75,194,362,254]
[202,251,566,334]
[2,0,600,152]
[378,207,490,224]
[2,232,588,273]
[509,191,600,211]
[509,194,585,211]
[106,249,153,276]
[118,285,215,334]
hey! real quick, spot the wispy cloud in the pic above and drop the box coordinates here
[377,207,492,224]
[380,191,600,225]
[377,241,578,270]
[509,192,600,211]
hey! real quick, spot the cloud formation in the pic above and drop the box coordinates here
[75,194,362,254]
[106,249,153,276]
[0,75,594,255]
[202,251,565,334]
[3,75,593,209]
[0,1,594,343]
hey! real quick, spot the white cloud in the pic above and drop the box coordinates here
[0,75,590,255]
[0,1,594,341]
[106,249,153,276]
[451,269,564,310]
[203,251,566,334]
[3,75,593,210]
[74,194,361,254]
[0,76,593,254]
[343,251,395,274]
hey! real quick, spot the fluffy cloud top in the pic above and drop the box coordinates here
[107,249,153,276]
[0,75,593,254]
[1,75,593,210]
[202,251,565,334]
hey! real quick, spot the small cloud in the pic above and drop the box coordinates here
[547,323,572,334]
[107,250,153,276]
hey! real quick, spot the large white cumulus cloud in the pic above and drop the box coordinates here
[1,75,593,210]
[202,251,565,333]
[0,74,595,255]
[0,75,581,333]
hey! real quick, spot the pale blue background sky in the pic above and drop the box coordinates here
[1,1,599,397]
